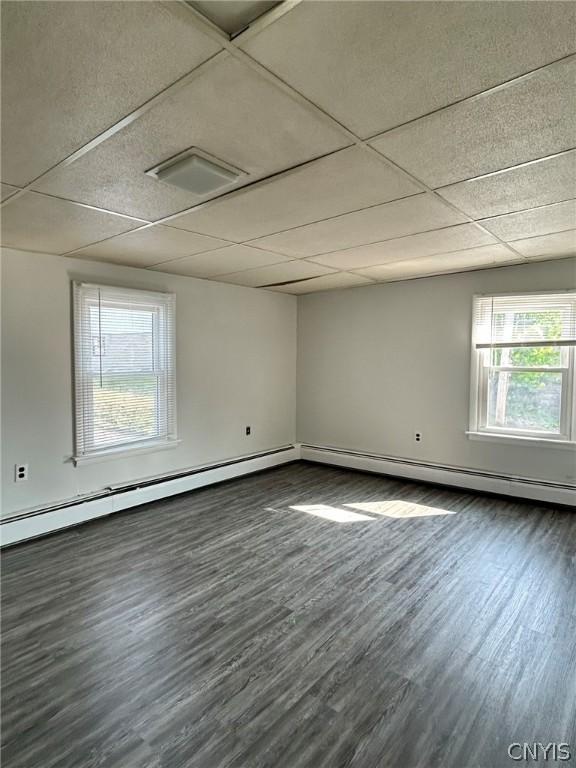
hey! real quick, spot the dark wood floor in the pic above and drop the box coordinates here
[2,462,576,768]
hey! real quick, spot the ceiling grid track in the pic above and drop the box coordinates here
[2,0,574,285]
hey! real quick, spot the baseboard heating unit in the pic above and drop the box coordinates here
[300,444,575,508]
[1,445,300,546]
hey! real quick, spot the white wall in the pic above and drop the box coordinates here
[297,258,576,486]
[3,249,574,520]
[1,248,297,516]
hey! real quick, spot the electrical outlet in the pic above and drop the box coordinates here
[15,463,29,482]
[245,426,251,436]
[414,432,422,443]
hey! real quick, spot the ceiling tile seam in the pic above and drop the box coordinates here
[3,1,571,223]
[356,254,576,285]
[227,14,576,185]
[206,263,341,281]
[173,1,231,42]
[52,115,521,263]
[0,189,25,205]
[3,0,567,271]
[0,188,31,209]
[20,130,571,261]
[354,263,517,286]
[54,150,576,260]
[508,228,576,245]
[58,147,353,257]
[0,185,24,198]
[144,250,296,271]
[0,0,537,269]
[208,24,534,262]
[201,191,428,245]
[361,143,527,262]
[252,221,492,260]
[337,271,377,284]
[0,49,230,211]
[231,0,303,45]
[164,172,415,234]
[346,258,528,279]
[226,5,576,152]
[160,146,576,243]
[0,244,70,258]
[350,259,529,282]
[364,52,576,144]
[285,208,576,260]
[432,147,576,191]
[164,0,356,148]
[16,190,152,225]
[19,134,575,260]
[518,255,576,266]
[261,274,330,287]
[174,0,303,45]
[58,221,240,258]
[204,257,318,279]
[214,17,574,264]
[153,147,355,227]
[29,74,536,266]
[303,239,531,270]
[170,1,363,144]
[339,271,377,282]
[476,197,576,223]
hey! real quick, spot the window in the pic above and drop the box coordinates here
[73,282,176,459]
[470,291,576,443]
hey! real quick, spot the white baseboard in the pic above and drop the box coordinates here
[1,445,301,546]
[301,444,575,507]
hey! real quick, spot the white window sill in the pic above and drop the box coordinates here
[466,431,575,449]
[72,439,181,466]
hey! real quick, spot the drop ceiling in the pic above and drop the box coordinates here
[1,0,575,294]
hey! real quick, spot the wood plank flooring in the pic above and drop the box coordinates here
[2,462,576,768]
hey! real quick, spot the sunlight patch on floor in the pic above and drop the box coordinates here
[345,500,456,518]
[290,504,375,523]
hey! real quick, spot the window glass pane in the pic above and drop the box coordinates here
[486,370,562,434]
[489,346,565,368]
[92,374,159,448]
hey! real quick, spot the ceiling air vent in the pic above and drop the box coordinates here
[146,149,244,196]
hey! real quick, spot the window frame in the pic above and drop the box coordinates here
[469,290,576,445]
[72,282,177,462]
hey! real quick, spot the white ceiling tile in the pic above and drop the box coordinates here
[71,225,229,267]
[510,230,576,259]
[271,272,374,294]
[217,260,336,287]
[310,224,497,270]
[1,184,19,202]
[371,59,576,188]
[241,1,576,138]
[1,1,221,186]
[249,194,468,258]
[438,151,576,220]
[480,200,576,242]
[0,192,142,254]
[33,55,348,220]
[149,244,290,277]
[169,147,420,241]
[355,245,521,282]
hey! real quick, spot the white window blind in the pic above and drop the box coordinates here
[73,282,176,459]
[473,292,576,349]
[470,291,575,441]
